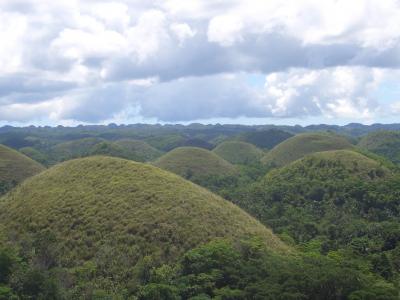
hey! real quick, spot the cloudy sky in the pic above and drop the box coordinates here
[1,0,400,126]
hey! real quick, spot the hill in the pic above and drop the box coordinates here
[114,139,163,162]
[19,146,52,166]
[154,147,237,179]
[261,132,353,167]
[358,131,400,165]
[0,156,286,292]
[213,141,264,165]
[0,144,45,194]
[232,149,400,282]
[50,137,105,161]
[237,129,293,149]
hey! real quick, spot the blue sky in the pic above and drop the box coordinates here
[0,0,400,126]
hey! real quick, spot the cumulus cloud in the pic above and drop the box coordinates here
[0,0,400,124]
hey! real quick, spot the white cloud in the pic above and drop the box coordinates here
[261,67,383,119]
[0,0,400,124]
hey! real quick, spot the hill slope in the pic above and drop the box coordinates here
[0,156,286,291]
[213,141,264,165]
[261,132,353,167]
[0,144,45,194]
[154,147,237,179]
[358,131,400,165]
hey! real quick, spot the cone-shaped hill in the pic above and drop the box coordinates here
[0,144,45,194]
[213,141,264,165]
[154,147,237,178]
[0,156,286,288]
[114,139,163,161]
[270,150,391,181]
[238,150,392,244]
[358,131,400,165]
[261,132,353,167]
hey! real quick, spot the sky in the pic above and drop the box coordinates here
[0,0,400,126]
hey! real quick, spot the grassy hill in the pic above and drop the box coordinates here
[19,146,52,166]
[50,137,105,161]
[232,149,400,282]
[213,141,264,165]
[237,129,293,149]
[0,156,286,291]
[358,131,400,165]
[261,132,353,167]
[154,147,237,179]
[114,139,163,162]
[0,144,45,194]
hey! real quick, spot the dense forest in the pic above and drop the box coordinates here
[1,123,400,299]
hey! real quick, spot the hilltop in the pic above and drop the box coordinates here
[0,156,286,292]
[213,141,264,165]
[154,147,237,179]
[0,144,45,194]
[261,132,354,167]
[358,130,400,165]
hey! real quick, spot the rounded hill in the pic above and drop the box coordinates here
[358,131,400,165]
[0,156,286,289]
[213,141,264,165]
[261,132,353,167]
[51,137,105,161]
[154,147,237,178]
[0,144,45,194]
[272,150,391,181]
[114,139,163,161]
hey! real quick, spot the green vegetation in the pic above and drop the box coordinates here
[19,146,52,166]
[262,132,354,167]
[145,134,188,151]
[154,147,237,179]
[50,137,105,161]
[115,139,163,162]
[0,144,45,195]
[237,129,293,149]
[213,141,264,165]
[0,156,286,296]
[230,150,400,287]
[358,131,400,165]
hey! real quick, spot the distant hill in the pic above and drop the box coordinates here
[154,147,237,179]
[237,129,293,149]
[177,138,214,150]
[358,131,400,165]
[114,139,163,161]
[50,137,105,161]
[261,132,353,167]
[0,144,45,194]
[19,146,52,166]
[0,156,286,291]
[213,141,264,165]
